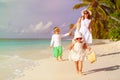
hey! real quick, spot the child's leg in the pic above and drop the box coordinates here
[79,61,83,73]
[56,57,58,61]
[53,47,59,61]
[58,46,63,61]
[59,56,63,61]
[74,61,79,73]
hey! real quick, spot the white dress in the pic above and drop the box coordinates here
[79,18,92,44]
[69,42,86,61]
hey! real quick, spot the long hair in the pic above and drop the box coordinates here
[82,10,91,20]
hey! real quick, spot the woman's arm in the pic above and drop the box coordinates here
[88,20,92,33]
[69,17,82,34]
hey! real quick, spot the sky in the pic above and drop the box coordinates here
[0,0,84,38]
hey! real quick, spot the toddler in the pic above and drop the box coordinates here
[50,27,69,61]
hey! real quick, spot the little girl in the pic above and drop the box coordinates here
[50,27,69,61]
[69,32,88,74]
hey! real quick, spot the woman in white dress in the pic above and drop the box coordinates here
[69,9,92,44]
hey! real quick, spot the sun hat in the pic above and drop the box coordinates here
[74,31,82,39]
[81,9,92,16]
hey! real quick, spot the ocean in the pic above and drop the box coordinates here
[0,39,71,80]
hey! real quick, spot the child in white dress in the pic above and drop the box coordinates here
[69,32,89,74]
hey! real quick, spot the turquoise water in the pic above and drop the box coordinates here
[0,39,49,53]
[0,39,71,80]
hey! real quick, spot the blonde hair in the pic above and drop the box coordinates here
[53,27,60,33]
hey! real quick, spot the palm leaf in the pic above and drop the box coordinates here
[82,0,93,2]
[116,0,120,11]
[73,3,89,9]
[109,16,120,23]
[100,5,113,14]
[96,5,108,19]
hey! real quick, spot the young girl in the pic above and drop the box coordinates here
[69,32,88,74]
[50,27,69,61]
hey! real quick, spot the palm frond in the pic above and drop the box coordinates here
[73,3,89,10]
[116,0,120,11]
[96,5,108,19]
[100,5,113,14]
[82,0,93,2]
[109,16,120,23]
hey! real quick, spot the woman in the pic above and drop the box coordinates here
[69,9,92,44]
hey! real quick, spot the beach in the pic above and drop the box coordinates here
[13,40,120,80]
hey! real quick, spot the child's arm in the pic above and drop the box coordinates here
[61,33,69,38]
[49,35,54,48]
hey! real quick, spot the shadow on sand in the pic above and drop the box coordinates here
[97,52,120,57]
[83,65,120,75]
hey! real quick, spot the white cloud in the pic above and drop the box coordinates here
[60,23,67,28]
[43,22,53,30]
[34,22,43,31]
[20,21,53,34]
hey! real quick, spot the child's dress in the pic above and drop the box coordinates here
[69,42,86,61]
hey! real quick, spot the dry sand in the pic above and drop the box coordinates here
[14,40,120,80]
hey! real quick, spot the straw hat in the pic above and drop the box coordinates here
[81,9,92,16]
